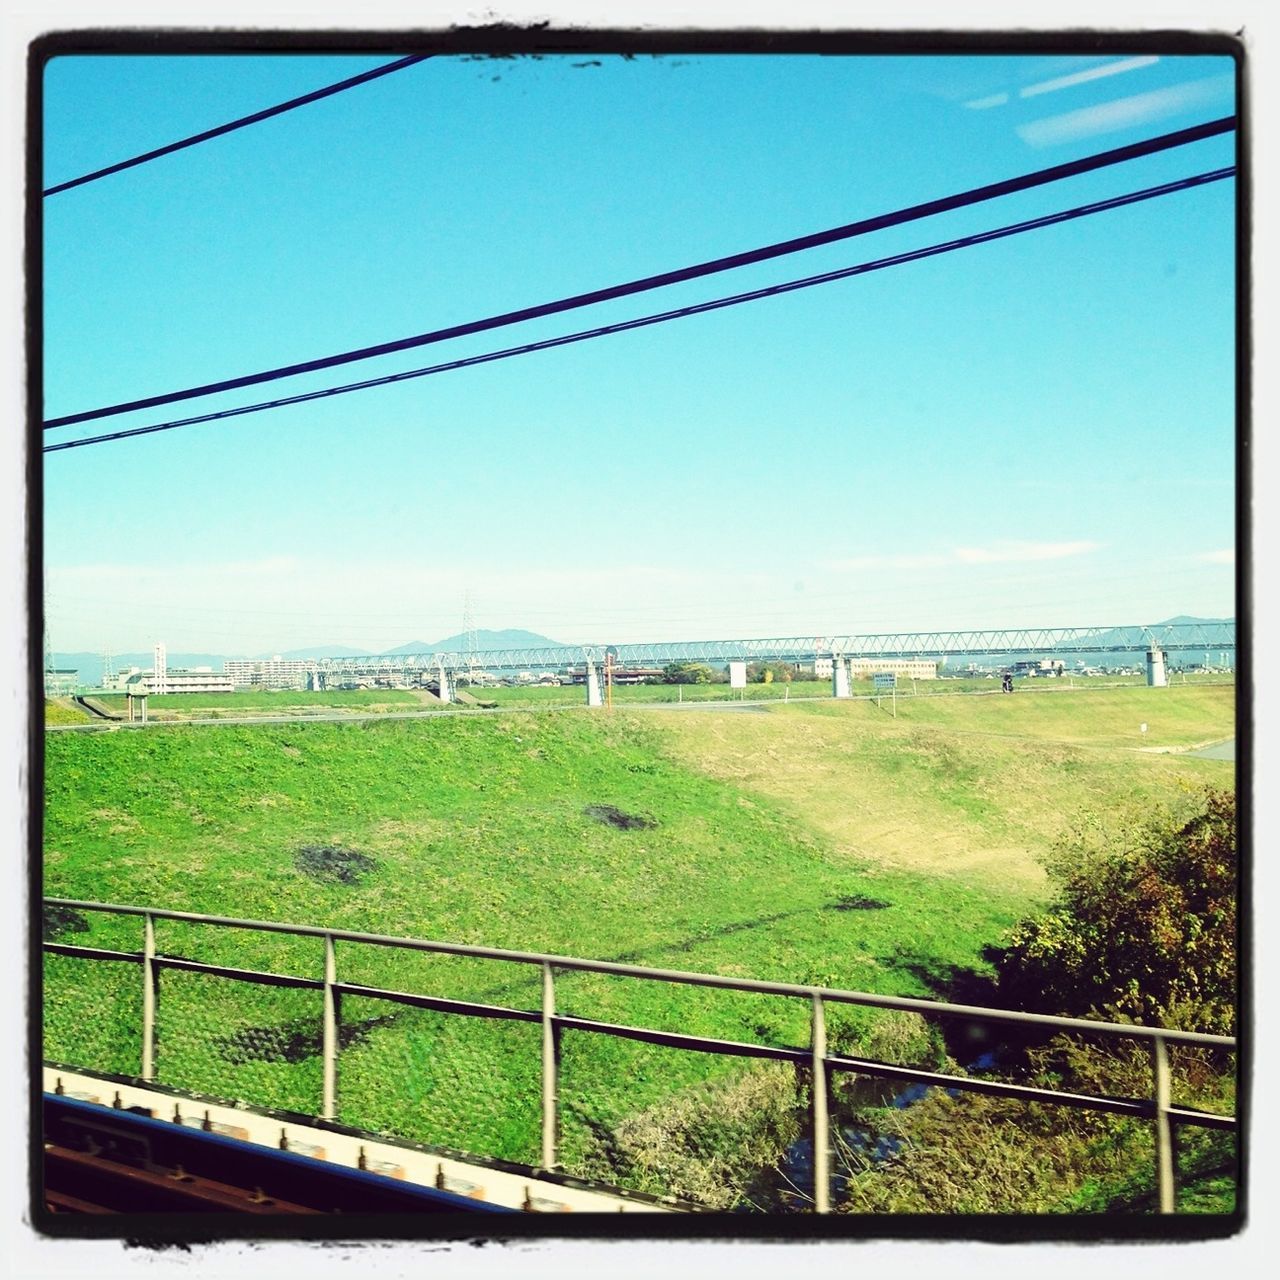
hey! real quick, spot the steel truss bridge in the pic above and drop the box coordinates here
[308,622,1236,680]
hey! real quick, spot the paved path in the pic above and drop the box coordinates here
[1187,738,1235,761]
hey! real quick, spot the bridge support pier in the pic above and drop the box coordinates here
[585,661,603,708]
[1146,647,1168,688]
[436,663,454,703]
[831,656,851,699]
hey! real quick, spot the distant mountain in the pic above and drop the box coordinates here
[1083,617,1235,649]
[384,629,568,655]
[960,617,1237,672]
[1154,615,1235,628]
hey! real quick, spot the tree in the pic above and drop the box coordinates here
[661,662,713,685]
[746,661,796,684]
[995,789,1236,1033]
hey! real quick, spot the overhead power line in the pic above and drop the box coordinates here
[45,165,1233,455]
[43,115,1235,431]
[43,54,430,197]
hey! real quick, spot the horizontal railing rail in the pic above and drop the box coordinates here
[42,898,1237,1214]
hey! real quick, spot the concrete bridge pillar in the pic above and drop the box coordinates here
[1146,647,1168,688]
[585,661,603,707]
[832,655,851,699]
[436,662,454,703]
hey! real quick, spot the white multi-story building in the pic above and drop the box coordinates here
[224,656,311,690]
[814,656,940,680]
[122,643,234,694]
[122,668,234,695]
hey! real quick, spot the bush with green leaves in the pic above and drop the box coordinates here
[995,788,1236,1034]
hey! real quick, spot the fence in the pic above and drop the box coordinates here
[42,897,1236,1213]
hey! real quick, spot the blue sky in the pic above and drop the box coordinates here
[41,50,1237,656]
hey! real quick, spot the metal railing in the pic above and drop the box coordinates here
[42,897,1237,1214]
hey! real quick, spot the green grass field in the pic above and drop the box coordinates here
[43,699,94,726]
[87,688,438,719]
[53,673,1227,725]
[42,682,1234,1202]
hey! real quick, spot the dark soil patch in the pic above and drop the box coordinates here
[583,804,656,831]
[830,895,891,912]
[220,1013,398,1065]
[43,905,90,940]
[295,844,377,885]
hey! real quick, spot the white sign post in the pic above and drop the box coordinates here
[729,660,747,693]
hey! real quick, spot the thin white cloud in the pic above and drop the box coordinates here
[55,556,301,580]
[953,540,1103,564]
[1016,73,1234,148]
[1194,549,1235,565]
[963,92,1009,110]
[824,553,950,572]
[1019,56,1159,100]
[826,541,1101,572]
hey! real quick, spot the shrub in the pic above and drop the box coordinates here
[995,788,1236,1033]
[661,662,714,685]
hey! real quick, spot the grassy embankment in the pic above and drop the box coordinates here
[43,683,1233,1201]
[87,688,436,720]
[44,699,95,726]
[53,673,1227,724]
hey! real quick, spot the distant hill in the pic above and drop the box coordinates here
[1154,615,1235,628]
[384,629,568,655]
[379,640,435,656]
[1084,617,1235,650]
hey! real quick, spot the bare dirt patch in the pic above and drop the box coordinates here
[92,807,141,833]
[830,895,890,911]
[584,804,656,831]
[295,844,377,884]
[43,905,90,940]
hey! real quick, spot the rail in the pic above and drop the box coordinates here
[43,898,1237,1214]
[305,621,1237,676]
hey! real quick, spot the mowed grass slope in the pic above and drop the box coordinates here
[44,699,94,726]
[43,684,1233,1172]
[651,684,1234,894]
[90,688,439,719]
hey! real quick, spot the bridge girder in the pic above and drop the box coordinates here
[305,623,1235,678]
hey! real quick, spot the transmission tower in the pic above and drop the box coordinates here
[463,591,479,680]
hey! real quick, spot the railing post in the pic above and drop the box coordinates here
[141,912,157,1081]
[811,993,829,1213]
[322,933,338,1122]
[1152,1033,1175,1213]
[541,962,558,1170]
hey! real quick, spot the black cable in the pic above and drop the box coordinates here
[43,116,1236,431]
[43,54,430,198]
[44,166,1233,456]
